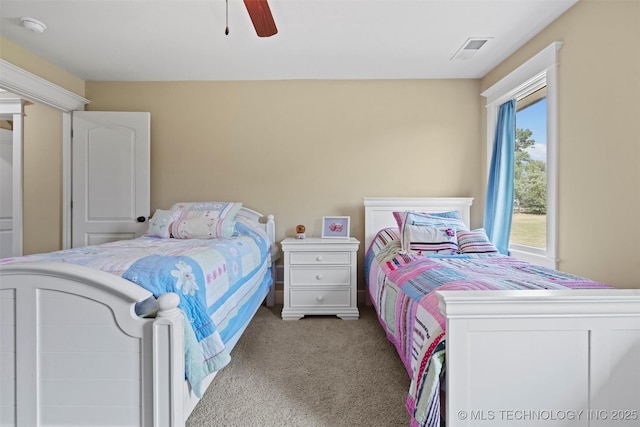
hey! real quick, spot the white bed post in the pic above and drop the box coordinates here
[150,293,185,427]
[235,208,276,307]
[265,214,276,306]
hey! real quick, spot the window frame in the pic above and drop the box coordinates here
[481,42,561,269]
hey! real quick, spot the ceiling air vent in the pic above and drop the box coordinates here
[451,37,491,61]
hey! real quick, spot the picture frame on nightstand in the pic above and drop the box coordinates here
[321,216,350,238]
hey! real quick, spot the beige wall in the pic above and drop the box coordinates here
[481,0,640,288]
[85,80,483,281]
[21,102,64,253]
[0,36,86,253]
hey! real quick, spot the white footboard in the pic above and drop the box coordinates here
[438,289,640,427]
[0,262,185,427]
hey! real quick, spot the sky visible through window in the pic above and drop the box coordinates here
[516,98,547,161]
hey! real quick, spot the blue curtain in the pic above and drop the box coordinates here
[484,99,516,255]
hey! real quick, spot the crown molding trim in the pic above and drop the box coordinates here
[0,59,89,112]
[481,41,562,106]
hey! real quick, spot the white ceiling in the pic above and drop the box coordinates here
[0,0,579,81]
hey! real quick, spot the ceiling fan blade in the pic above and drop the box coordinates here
[243,0,278,37]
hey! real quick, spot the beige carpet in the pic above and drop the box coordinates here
[186,305,411,427]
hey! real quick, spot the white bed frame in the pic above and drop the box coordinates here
[364,197,640,427]
[0,207,275,427]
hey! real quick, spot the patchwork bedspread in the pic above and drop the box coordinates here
[1,220,273,396]
[364,228,608,427]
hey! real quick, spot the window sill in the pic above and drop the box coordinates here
[509,246,557,270]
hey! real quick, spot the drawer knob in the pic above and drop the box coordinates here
[316,295,324,302]
[315,274,323,280]
[316,255,323,261]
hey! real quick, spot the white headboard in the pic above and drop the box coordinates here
[363,197,474,250]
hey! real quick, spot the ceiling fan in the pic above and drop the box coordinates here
[226,0,277,37]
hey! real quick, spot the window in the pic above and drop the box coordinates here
[482,42,560,269]
[512,88,547,249]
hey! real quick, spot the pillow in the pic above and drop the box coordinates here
[457,228,499,254]
[146,209,179,238]
[170,202,242,239]
[170,201,242,213]
[392,210,467,232]
[172,213,229,239]
[395,211,467,255]
[401,222,458,255]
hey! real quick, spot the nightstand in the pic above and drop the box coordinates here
[281,237,360,320]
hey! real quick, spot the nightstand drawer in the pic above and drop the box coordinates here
[290,267,350,286]
[289,251,351,265]
[289,288,351,308]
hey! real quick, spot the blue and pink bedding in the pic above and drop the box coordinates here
[0,217,274,397]
[364,227,608,427]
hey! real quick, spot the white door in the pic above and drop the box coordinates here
[72,111,150,248]
[0,128,13,257]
